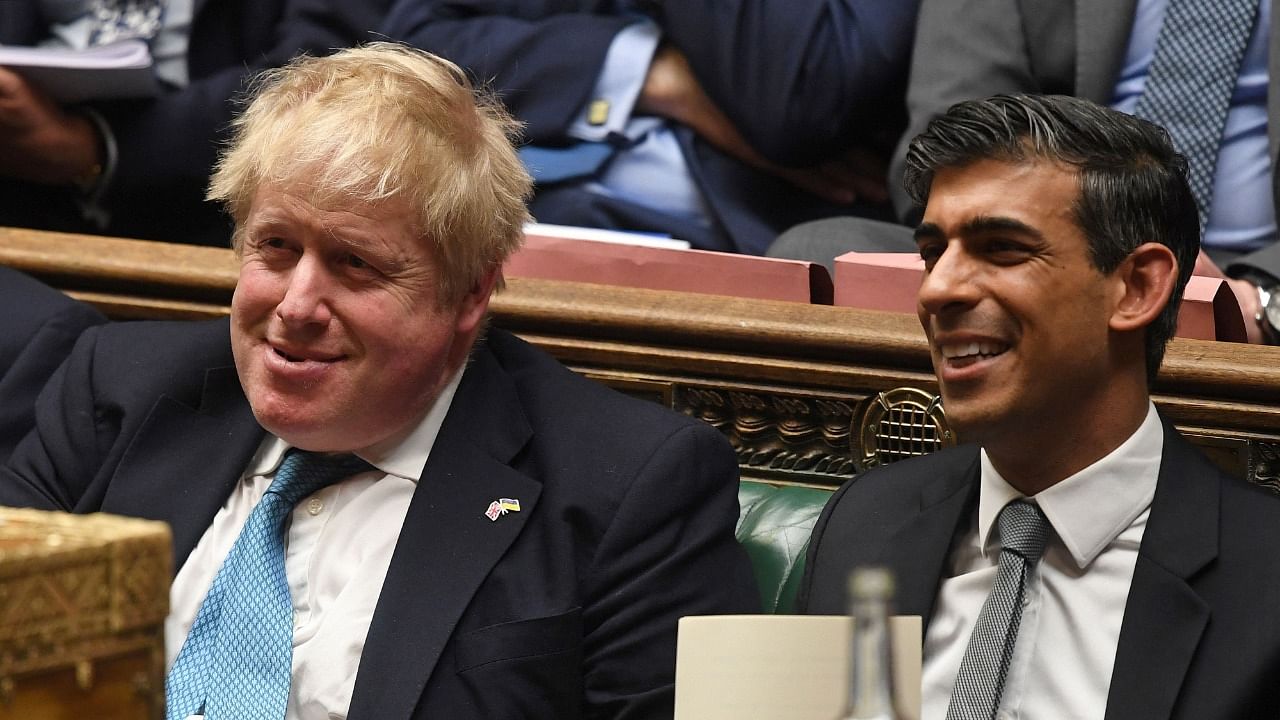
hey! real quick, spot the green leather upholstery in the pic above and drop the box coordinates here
[736,481,834,613]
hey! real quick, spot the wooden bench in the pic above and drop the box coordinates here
[4,226,1280,492]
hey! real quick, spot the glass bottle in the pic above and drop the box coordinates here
[834,566,901,720]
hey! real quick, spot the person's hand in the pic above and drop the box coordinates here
[636,45,883,205]
[1194,249,1265,344]
[0,66,101,186]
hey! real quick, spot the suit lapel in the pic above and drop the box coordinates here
[1075,0,1139,101]
[882,452,980,628]
[101,365,264,571]
[1104,423,1216,720]
[347,341,539,720]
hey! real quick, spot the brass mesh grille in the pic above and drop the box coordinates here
[876,403,942,464]
[858,388,953,471]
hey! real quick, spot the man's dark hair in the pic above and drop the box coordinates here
[903,93,1200,382]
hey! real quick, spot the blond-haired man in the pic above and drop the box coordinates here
[1,44,757,719]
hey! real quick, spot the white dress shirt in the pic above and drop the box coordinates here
[921,402,1163,720]
[165,368,464,720]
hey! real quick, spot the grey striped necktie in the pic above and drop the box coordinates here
[1132,0,1261,229]
[945,500,1050,720]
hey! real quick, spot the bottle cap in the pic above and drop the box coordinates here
[848,566,894,600]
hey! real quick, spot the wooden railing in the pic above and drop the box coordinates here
[4,226,1279,490]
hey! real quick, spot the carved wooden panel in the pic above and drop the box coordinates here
[580,370,961,488]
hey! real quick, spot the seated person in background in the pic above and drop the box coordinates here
[1,43,758,719]
[382,0,920,255]
[0,0,388,246]
[777,0,1277,340]
[0,266,105,464]
[800,95,1280,717]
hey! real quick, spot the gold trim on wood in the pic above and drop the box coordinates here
[0,509,169,719]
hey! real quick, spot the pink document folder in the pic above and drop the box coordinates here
[832,252,1246,342]
[506,233,834,304]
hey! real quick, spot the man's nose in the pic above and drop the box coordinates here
[276,256,334,327]
[917,243,981,317]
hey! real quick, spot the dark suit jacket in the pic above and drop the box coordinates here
[0,0,388,245]
[381,0,918,254]
[891,0,1280,279]
[0,267,105,465]
[0,319,758,719]
[800,422,1280,719]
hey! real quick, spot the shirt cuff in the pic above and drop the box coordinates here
[568,19,661,142]
[75,107,118,230]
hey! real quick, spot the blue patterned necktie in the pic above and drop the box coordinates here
[1132,0,1261,228]
[519,141,618,184]
[945,500,1050,720]
[88,0,166,46]
[165,450,373,720]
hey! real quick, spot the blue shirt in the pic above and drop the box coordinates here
[562,20,714,232]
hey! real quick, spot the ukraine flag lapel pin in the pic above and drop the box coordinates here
[485,497,522,521]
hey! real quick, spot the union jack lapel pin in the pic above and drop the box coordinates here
[485,497,522,521]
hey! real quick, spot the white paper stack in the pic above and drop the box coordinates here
[0,40,157,102]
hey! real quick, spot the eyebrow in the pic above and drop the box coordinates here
[914,215,1044,244]
[329,232,411,274]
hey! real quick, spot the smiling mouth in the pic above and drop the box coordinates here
[272,346,340,364]
[939,341,1009,368]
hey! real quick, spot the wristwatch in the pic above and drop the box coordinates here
[1251,281,1280,345]
[1230,268,1280,344]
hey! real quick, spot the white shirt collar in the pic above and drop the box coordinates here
[243,365,467,483]
[976,401,1163,568]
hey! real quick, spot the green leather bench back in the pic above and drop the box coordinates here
[736,481,833,613]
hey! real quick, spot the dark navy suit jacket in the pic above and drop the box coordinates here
[0,267,105,465]
[0,319,758,718]
[382,0,919,254]
[800,427,1280,719]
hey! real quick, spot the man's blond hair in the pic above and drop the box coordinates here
[208,42,532,305]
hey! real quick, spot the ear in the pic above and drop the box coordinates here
[453,265,501,335]
[1109,242,1178,333]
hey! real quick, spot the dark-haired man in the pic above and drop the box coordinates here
[800,94,1280,718]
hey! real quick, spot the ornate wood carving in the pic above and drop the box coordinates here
[0,508,169,718]
[577,373,959,487]
[1250,442,1280,493]
[677,385,863,484]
